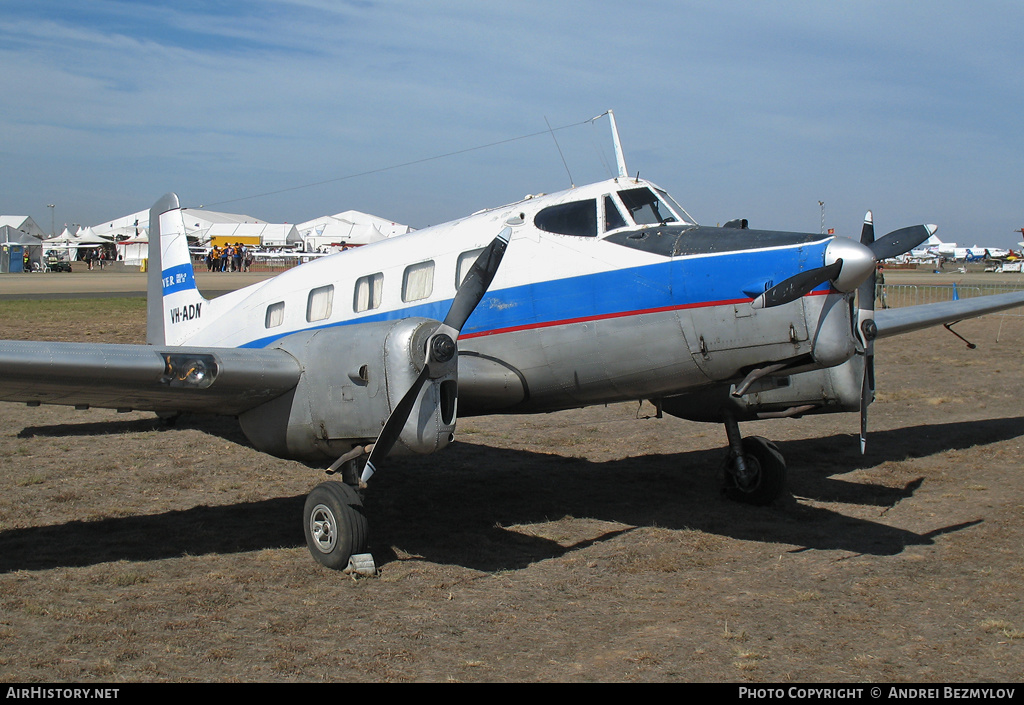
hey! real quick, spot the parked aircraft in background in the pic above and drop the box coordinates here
[3,113,1024,571]
[910,234,1011,262]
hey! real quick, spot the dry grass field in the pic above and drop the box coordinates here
[0,282,1022,682]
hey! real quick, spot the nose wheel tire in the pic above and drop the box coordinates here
[303,481,369,570]
[723,436,787,506]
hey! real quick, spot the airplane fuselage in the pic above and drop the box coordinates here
[175,177,850,422]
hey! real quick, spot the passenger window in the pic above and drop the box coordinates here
[534,199,597,237]
[604,195,627,231]
[353,273,383,312]
[306,284,334,322]
[265,301,285,328]
[402,260,434,302]
[456,248,484,289]
[618,187,677,225]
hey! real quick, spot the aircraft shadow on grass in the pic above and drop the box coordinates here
[1,416,1019,574]
[18,414,247,442]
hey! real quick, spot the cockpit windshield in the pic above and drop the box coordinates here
[653,187,696,225]
[618,187,694,226]
[531,184,697,239]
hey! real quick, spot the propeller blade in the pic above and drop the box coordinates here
[857,212,878,327]
[868,224,936,261]
[859,211,875,247]
[358,226,514,484]
[361,366,429,483]
[856,212,876,454]
[858,345,876,453]
[859,361,871,454]
[443,227,512,333]
[752,260,843,309]
[856,212,880,305]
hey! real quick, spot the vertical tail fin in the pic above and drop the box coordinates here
[146,194,209,346]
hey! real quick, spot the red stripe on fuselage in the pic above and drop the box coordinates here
[459,289,830,340]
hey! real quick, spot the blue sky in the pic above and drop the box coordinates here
[2,1,1022,248]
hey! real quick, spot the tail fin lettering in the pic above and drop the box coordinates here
[146,194,209,346]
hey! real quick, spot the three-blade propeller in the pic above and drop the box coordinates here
[752,222,936,310]
[359,227,512,484]
[752,213,936,454]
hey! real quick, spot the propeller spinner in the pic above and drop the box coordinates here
[359,226,512,484]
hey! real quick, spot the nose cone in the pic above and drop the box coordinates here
[825,237,876,292]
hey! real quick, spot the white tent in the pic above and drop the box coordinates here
[0,216,47,240]
[40,230,79,259]
[91,207,267,245]
[73,226,112,244]
[42,229,79,247]
[0,225,45,272]
[176,208,268,243]
[205,222,302,248]
[39,227,114,264]
[296,210,412,252]
[1,226,43,244]
[115,235,149,266]
[83,204,407,259]
[93,209,148,242]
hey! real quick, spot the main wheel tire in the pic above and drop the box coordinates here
[723,436,787,506]
[303,481,369,570]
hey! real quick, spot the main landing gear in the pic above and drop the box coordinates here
[303,480,371,572]
[720,412,787,506]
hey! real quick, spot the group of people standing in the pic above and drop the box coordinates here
[205,243,252,272]
[82,247,112,270]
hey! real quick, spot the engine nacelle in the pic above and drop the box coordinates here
[660,354,864,423]
[238,318,457,461]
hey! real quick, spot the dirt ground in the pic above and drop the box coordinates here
[0,274,1022,683]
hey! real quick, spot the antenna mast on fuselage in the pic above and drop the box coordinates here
[606,109,622,179]
[593,109,628,179]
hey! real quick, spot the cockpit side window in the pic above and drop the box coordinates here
[534,199,597,237]
[604,195,627,232]
[618,187,677,225]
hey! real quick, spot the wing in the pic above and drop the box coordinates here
[0,340,301,416]
[873,290,1024,339]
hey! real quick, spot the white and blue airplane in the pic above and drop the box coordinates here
[4,114,1024,570]
[910,234,1012,262]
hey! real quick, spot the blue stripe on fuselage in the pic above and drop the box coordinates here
[238,243,825,349]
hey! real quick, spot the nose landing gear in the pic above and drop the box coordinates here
[721,412,787,506]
